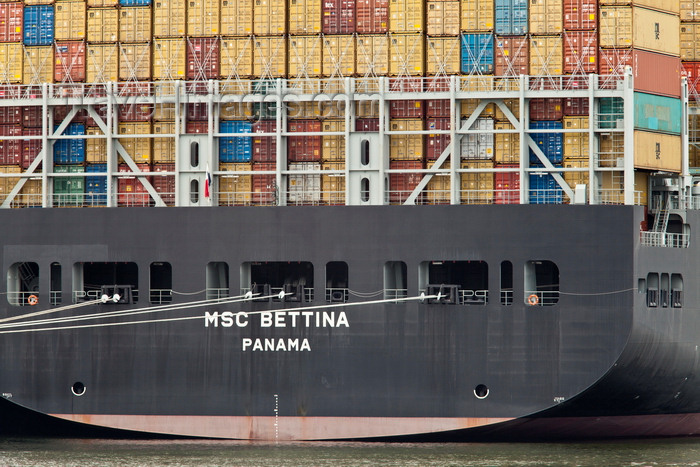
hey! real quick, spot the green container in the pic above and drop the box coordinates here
[598,97,623,129]
[54,165,84,206]
[633,92,682,135]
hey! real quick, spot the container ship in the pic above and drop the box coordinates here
[1,0,700,441]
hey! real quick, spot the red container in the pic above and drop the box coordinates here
[355,0,387,33]
[529,98,563,120]
[0,3,23,42]
[252,162,276,204]
[0,124,21,165]
[23,107,42,128]
[563,97,589,116]
[563,0,597,30]
[186,103,208,121]
[186,121,209,134]
[494,165,519,205]
[187,37,220,80]
[0,106,21,125]
[599,48,681,97]
[563,31,597,74]
[54,105,88,125]
[323,0,356,34]
[389,160,423,204]
[85,105,108,126]
[253,120,277,162]
[495,35,529,76]
[152,163,175,206]
[54,41,86,83]
[356,118,379,131]
[22,127,42,169]
[118,163,152,207]
[288,120,321,162]
[425,76,450,92]
[426,117,450,161]
[426,100,450,118]
[389,78,423,118]
[684,62,700,100]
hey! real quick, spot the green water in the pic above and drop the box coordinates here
[0,438,699,466]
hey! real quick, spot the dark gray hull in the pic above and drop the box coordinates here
[0,204,699,440]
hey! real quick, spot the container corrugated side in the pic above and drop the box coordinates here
[54,41,86,83]
[389,159,423,203]
[321,119,345,162]
[356,0,388,33]
[461,117,494,159]
[87,44,119,82]
[117,162,151,207]
[153,38,186,79]
[87,8,119,43]
[0,107,22,126]
[494,163,519,204]
[600,0,679,15]
[252,120,277,162]
[461,0,494,32]
[23,45,53,84]
[599,48,681,97]
[563,30,597,74]
[389,0,424,32]
[254,0,286,35]
[389,33,423,75]
[288,161,321,204]
[356,34,388,75]
[0,165,21,201]
[55,1,85,41]
[530,98,563,120]
[563,116,589,158]
[219,162,253,205]
[321,161,345,204]
[153,0,186,37]
[562,157,588,188]
[118,122,152,164]
[119,43,151,80]
[289,0,322,34]
[529,120,563,164]
[681,22,700,60]
[529,0,563,35]
[633,92,682,134]
[252,36,286,77]
[0,3,24,43]
[461,160,494,204]
[389,118,423,160]
[600,6,680,56]
[219,121,253,163]
[23,5,54,46]
[288,120,322,162]
[495,0,527,35]
[425,161,450,204]
[426,37,461,75]
[529,35,562,76]
[0,43,23,83]
[288,35,322,78]
[426,117,450,160]
[85,126,107,163]
[323,0,356,34]
[220,37,254,79]
[187,0,220,36]
[563,0,597,30]
[151,163,174,206]
[427,1,459,36]
[494,122,519,163]
[494,35,528,76]
[0,125,22,165]
[684,61,700,99]
[187,37,219,80]
[634,130,681,172]
[54,123,86,165]
[87,0,118,6]
[54,164,85,206]
[152,122,175,163]
[681,0,700,20]
[461,33,494,74]
[120,6,152,42]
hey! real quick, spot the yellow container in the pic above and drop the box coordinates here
[220,37,255,79]
[153,38,186,79]
[118,122,152,164]
[322,119,345,162]
[460,0,494,32]
[389,33,424,76]
[153,0,186,37]
[23,46,53,85]
[87,8,119,43]
[153,104,177,121]
[24,0,52,4]
[461,160,494,204]
[493,99,519,121]
[600,6,680,56]
[389,0,424,32]
[120,7,152,43]
[55,1,86,41]
[563,116,589,158]
[254,0,286,35]
[426,37,460,75]
[601,0,679,14]
[634,130,681,172]
[87,0,118,6]
[86,127,107,163]
[322,35,355,77]
[494,122,519,164]
[119,43,151,81]
[356,100,379,117]
[390,118,424,161]
[529,0,563,35]
[425,169,450,204]
[0,43,23,84]
[681,22,700,60]
[221,0,253,35]
[598,132,624,168]
[87,44,119,83]
[187,0,220,36]
[427,1,460,36]
[289,0,322,34]
[529,35,562,76]
[600,171,649,206]
[563,157,588,188]
[219,162,253,204]
[153,122,175,163]
[0,165,21,202]
[356,35,389,76]
[681,0,700,20]
[321,161,345,204]
[288,35,323,78]
[253,37,287,77]
[462,100,495,119]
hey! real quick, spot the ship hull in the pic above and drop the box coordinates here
[1,204,699,440]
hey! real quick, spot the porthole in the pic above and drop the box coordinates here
[474,384,489,399]
[71,381,86,396]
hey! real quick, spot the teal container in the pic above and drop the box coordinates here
[598,97,623,130]
[633,92,682,135]
[54,165,84,206]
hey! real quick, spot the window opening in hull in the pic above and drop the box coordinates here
[326,261,348,303]
[150,262,173,304]
[671,274,683,308]
[384,261,407,300]
[51,262,61,306]
[646,272,659,307]
[73,262,138,304]
[524,260,559,306]
[500,261,513,305]
[7,262,39,306]
[242,261,314,302]
[206,262,229,300]
[420,260,488,305]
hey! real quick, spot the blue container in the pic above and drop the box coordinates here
[54,123,86,165]
[219,121,253,163]
[495,0,527,35]
[23,5,54,46]
[119,0,151,5]
[86,163,107,205]
[529,171,562,205]
[461,34,494,74]
[634,92,682,135]
[529,121,563,165]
